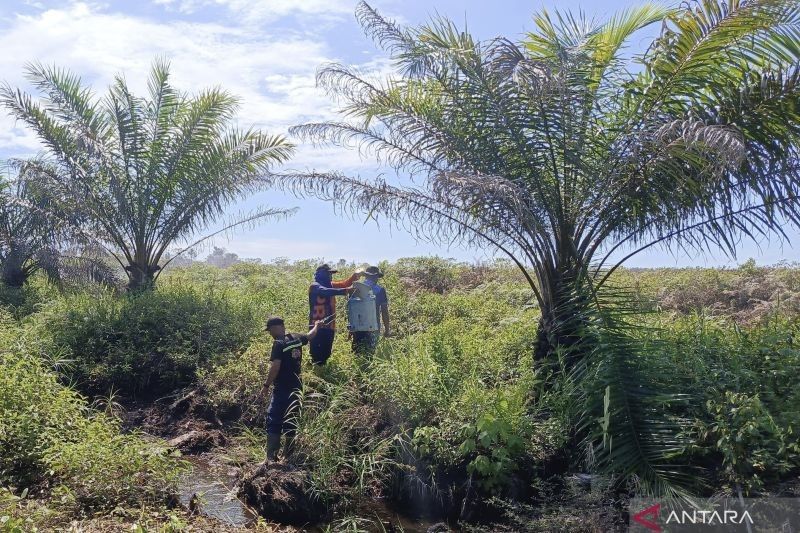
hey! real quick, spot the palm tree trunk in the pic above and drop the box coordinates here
[533,263,591,366]
[125,262,159,291]
[1,265,28,287]
[1,250,32,287]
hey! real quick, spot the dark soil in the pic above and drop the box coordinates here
[239,462,327,525]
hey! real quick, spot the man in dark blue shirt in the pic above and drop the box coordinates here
[352,265,391,355]
[260,316,323,462]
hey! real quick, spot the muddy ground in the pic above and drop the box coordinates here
[119,389,455,532]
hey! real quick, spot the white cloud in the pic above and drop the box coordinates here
[0,0,446,263]
[152,0,353,27]
[0,1,393,171]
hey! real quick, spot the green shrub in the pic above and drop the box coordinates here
[393,257,460,294]
[0,321,184,512]
[0,340,94,485]
[460,407,526,493]
[197,339,272,422]
[30,283,258,395]
[652,313,800,427]
[693,391,800,495]
[410,378,550,495]
[0,278,56,319]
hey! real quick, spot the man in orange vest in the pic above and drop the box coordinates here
[308,263,363,365]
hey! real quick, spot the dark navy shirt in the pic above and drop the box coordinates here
[270,333,308,392]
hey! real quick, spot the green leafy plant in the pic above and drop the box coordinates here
[696,391,800,494]
[0,328,184,514]
[459,403,526,493]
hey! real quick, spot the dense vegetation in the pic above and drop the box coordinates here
[2,259,799,530]
[265,0,800,497]
[276,0,800,365]
[0,305,186,531]
[0,0,798,529]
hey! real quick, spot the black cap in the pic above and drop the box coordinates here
[316,263,338,274]
[265,316,285,329]
[365,265,384,278]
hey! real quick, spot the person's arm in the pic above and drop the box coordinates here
[377,287,391,336]
[331,270,363,288]
[314,285,350,296]
[260,359,281,397]
[307,320,323,340]
[260,341,282,397]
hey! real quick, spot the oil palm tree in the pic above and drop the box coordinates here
[1,60,295,290]
[272,0,800,360]
[1,161,121,289]
[0,164,61,287]
[268,0,800,495]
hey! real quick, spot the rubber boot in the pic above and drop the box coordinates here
[266,432,281,462]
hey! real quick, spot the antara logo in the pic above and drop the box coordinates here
[632,502,755,531]
[632,503,661,532]
[665,509,754,525]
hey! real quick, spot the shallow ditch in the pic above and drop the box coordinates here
[177,452,446,531]
[177,455,256,527]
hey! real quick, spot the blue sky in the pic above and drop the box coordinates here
[0,0,797,268]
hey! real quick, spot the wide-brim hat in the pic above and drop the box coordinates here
[365,265,384,278]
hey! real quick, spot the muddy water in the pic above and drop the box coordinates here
[178,455,256,527]
[349,500,444,532]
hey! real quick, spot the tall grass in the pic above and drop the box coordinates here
[3,257,799,524]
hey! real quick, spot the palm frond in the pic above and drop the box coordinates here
[572,287,701,498]
[640,0,800,110]
[157,206,298,274]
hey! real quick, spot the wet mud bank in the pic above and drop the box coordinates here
[122,389,455,531]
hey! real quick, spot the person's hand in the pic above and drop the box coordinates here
[314,319,324,328]
[346,286,355,294]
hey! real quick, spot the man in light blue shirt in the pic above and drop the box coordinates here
[352,265,390,355]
